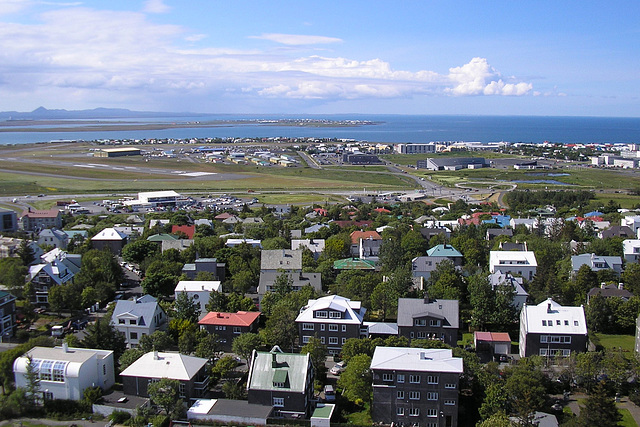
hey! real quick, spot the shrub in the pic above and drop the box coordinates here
[109,410,131,424]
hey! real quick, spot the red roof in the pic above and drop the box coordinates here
[374,207,391,214]
[350,230,382,244]
[199,311,261,327]
[474,331,511,342]
[313,208,328,216]
[214,212,234,220]
[172,225,195,239]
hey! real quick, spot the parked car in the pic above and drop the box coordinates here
[330,361,346,375]
[324,385,336,402]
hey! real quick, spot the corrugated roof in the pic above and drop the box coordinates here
[91,227,128,241]
[474,331,511,342]
[522,298,587,335]
[333,258,375,270]
[426,244,462,258]
[397,298,459,329]
[296,295,365,325]
[371,347,463,373]
[199,311,261,327]
[247,349,310,393]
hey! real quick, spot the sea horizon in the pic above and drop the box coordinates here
[1,114,639,145]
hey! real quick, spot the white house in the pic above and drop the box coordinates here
[174,281,222,312]
[623,239,640,263]
[622,215,640,234]
[37,228,69,249]
[111,297,167,348]
[489,250,538,281]
[14,344,115,401]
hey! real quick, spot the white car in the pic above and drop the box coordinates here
[330,361,346,375]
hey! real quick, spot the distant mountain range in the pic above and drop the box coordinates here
[0,107,204,120]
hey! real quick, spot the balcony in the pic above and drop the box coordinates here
[194,375,211,391]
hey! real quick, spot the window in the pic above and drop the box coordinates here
[342,325,347,332]
[542,320,547,326]
[273,397,284,407]
[316,311,328,318]
[233,326,241,334]
[409,391,420,400]
[565,320,569,326]
[397,391,404,399]
[547,319,553,326]
[397,374,405,383]
[320,324,325,331]
[130,332,138,340]
[540,335,571,344]
[429,320,441,327]
[321,337,325,344]
[556,320,561,325]
[39,360,53,381]
[426,409,438,417]
[445,399,456,406]
[329,337,338,345]
[383,373,393,381]
[417,332,427,339]
[409,408,420,417]
[445,383,456,389]
[427,375,438,384]
[302,336,311,344]
[329,311,342,319]
[342,338,346,345]
[427,392,438,400]
[129,319,136,325]
[118,319,125,324]
[574,321,579,326]
[303,323,314,330]
[103,364,106,376]
[409,375,420,384]
[414,319,426,326]
[329,324,338,331]
[43,391,53,401]
[52,361,66,382]
[179,382,185,397]
[396,407,404,416]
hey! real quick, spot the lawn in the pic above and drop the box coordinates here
[593,333,636,352]
[618,407,637,427]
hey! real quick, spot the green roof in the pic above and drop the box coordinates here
[333,258,376,270]
[312,404,335,419]
[273,369,288,384]
[147,233,178,242]
[248,350,310,393]
[426,244,463,258]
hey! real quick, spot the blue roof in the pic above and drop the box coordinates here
[426,244,463,258]
[585,211,604,217]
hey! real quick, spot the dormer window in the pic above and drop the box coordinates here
[329,311,342,319]
[315,311,328,318]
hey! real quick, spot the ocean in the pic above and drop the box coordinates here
[0,114,639,145]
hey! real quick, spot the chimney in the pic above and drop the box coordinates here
[153,350,159,360]
[62,342,69,353]
[272,352,277,368]
[619,283,624,290]
[601,282,606,289]
[547,303,552,313]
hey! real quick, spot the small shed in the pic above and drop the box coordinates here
[311,404,335,427]
[474,331,511,355]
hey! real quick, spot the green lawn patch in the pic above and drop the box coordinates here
[593,333,636,352]
[343,402,372,426]
[618,407,637,427]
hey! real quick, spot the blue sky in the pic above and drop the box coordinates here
[1,0,639,116]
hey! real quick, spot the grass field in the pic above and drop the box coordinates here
[593,334,636,352]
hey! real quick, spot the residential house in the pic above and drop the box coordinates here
[571,253,623,276]
[174,281,222,313]
[296,295,366,355]
[489,250,538,281]
[291,239,325,259]
[397,298,459,347]
[370,347,463,427]
[258,271,322,297]
[333,258,376,270]
[120,351,210,402]
[587,284,633,303]
[419,227,451,241]
[488,271,528,309]
[172,225,196,239]
[111,297,167,348]
[519,298,588,358]
[0,290,16,338]
[623,239,640,263]
[622,215,640,235]
[37,228,68,249]
[474,332,512,356]
[486,228,514,240]
[14,344,115,401]
[91,227,128,255]
[20,208,62,232]
[247,346,314,419]
[181,258,226,281]
[28,249,81,306]
[198,311,261,351]
[412,244,463,281]
[510,218,536,231]
[600,225,635,239]
[349,231,382,259]
[225,238,262,248]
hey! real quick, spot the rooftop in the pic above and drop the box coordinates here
[120,351,207,381]
[199,311,261,327]
[371,347,463,373]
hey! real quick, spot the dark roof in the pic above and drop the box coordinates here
[397,298,459,329]
[601,226,635,239]
[587,285,633,299]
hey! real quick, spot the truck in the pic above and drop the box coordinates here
[51,325,64,337]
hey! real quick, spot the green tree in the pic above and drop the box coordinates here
[301,336,328,377]
[48,285,65,316]
[468,273,494,330]
[82,317,127,361]
[222,381,246,400]
[324,234,351,260]
[211,356,238,380]
[0,257,28,296]
[121,240,159,265]
[16,240,35,266]
[621,262,640,295]
[426,259,464,300]
[119,348,145,371]
[147,378,183,416]
[141,270,179,297]
[577,380,622,427]
[139,331,174,353]
[24,356,40,409]
[205,291,228,312]
[337,354,372,404]
[174,292,201,323]
[232,270,255,295]
[232,333,263,363]
[378,237,405,272]
[504,365,547,425]
[194,330,221,362]
[479,382,508,420]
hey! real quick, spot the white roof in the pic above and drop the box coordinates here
[138,190,180,198]
[371,347,463,374]
[296,295,365,324]
[489,250,537,267]
[120,351,207,381]
[522,298,587,335]
[175,281,221,293]
[91,227,128,241]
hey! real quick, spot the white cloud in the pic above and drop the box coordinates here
[447,57,532,96]
[0,0,30,15]
[250,33,343,46]
[0,5,535,110]
[143,0,170,14]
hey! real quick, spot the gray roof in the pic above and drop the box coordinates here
[571,253,623,272]
[247,348,311,393]
[371,347,463,373]
[397,298,459,329]
[428,157,486,167]
[260,249,302,271]
[364,321,398,335]
[259,271,322,294]
[488,271,528,297]
[111,299,163,327]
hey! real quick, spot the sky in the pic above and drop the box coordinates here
[1,0,639,117]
